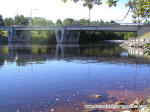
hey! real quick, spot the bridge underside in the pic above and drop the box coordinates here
[55,30,80,43]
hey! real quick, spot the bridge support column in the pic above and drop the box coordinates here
[7,29,31,42]
[8,30,31,42]
[7,28,14,42]
[55,30,80,43]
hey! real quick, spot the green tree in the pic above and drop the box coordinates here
[63,18,74,25]
[126,0,150,24]
[56,19,63,25]
[0,14,6,38]
[106,0,118,7]
[4,17,14,26]
[79,19,89,24]
[62,0,150,23]
[62,0,103,23]
[46,20,54,26]
[32,17,47,26]
[14,15,29,25]
[0,14,4,26]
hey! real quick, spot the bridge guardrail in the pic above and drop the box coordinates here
[0,23,150,28]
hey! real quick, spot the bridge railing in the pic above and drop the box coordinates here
[0,23,150,28]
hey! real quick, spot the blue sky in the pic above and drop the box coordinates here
[0,0,132,23]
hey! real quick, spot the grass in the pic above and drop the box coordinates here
[141,32,150,38]
[147,43,150,47]
[0,31,7,37]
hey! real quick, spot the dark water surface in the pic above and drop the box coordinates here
[0,43,150,112]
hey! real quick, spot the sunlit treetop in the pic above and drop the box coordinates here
[126,0,150,23]
[106,0,118,7]
[62,0,118,9]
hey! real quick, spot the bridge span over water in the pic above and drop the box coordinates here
[0,24,150,43]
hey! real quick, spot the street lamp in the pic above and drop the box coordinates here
[88,8,91,25]
[30,9,38,25]
[14,11,18,26]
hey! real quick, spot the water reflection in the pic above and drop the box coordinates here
[0,44,150,112]
[0,43,150,67]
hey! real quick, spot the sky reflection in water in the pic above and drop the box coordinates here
[0,44,150,112]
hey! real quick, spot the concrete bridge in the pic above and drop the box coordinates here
[0,24,150,43]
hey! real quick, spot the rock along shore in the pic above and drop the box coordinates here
[120,41,150,51]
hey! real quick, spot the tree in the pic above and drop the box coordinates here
[4,17,14,26]
[0,15,2,21]
[79,19,89,24]
[46,20,54,26]
[106,0,118,7]
[0,14,4,26]
[63,18,74,25]
[62,0,118,8]
[56,19,63,25]
[14,15,29,25]
[62,0,103,23]
[32,17,47,26]
[82,0,102,23]
[126,0,150,24]
[62,0,150,23]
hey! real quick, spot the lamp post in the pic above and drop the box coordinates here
[30,9,38,25]
[88,8,91,25]
[14,12,18,26]
[14,11,20,26]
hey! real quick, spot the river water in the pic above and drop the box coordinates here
[0,43,150,112]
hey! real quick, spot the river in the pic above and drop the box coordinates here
[0,43,150,112]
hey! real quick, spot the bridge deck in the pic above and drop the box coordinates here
[0,25,140,32]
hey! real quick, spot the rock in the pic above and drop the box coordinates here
[91,94,102,99]
[140,107,150,112]
[56,98,59,101]
[115,101,126,105]
[132,98,144,105]
[121,111,131,112]
[130,98,144,111]
[51,108,54,112]
[89,109,104,112]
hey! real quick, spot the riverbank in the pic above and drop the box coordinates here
[120,42,150,57]
[120,41,150,51]
[120,31,150,51]
[120,33,150,54]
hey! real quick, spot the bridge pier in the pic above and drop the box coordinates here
[7,29,14,42]
[55,30,80,43]
[7,29,31,42]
